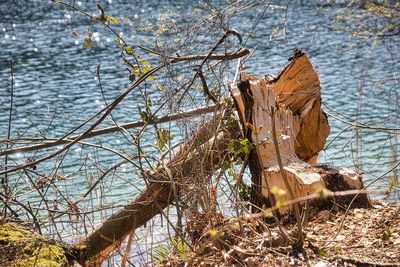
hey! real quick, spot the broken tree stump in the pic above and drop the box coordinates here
[231,50,369,213]
[75,50,369,265]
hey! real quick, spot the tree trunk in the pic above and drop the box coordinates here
[230,50,369,213]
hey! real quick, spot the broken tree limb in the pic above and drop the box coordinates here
[0,105,220,157]
[231,50,369,213]
[76,118,239,266]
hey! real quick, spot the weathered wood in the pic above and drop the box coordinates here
[231,51,369,213]
[268,50,330,163]
[77,119,238,266]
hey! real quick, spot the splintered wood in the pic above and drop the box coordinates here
[231,51,368,213]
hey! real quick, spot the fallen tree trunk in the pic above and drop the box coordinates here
[76,118,239,266]
[230,50,369,213]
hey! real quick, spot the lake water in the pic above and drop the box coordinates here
[0,0,399,263]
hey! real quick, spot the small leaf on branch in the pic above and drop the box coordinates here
[317,248,327,257]
[107,15,120,24]
[124,46,134,55]
[156,129,173,150]
[129,73,136,81]
[83,37,92,49]
[157,83,164,91]
[262,209,273,218]
[96,3,107,24]
[139,109,149,123]
[229,138,250,159]
[115,36,121,46]
[382,227,391,242]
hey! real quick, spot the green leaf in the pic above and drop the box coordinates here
[107,15,120,24]
[156,129,173,150]
[239,139,250,156]
[131,65,140,76]
[334,246,342,253]
[83,37,92,49]
[222,160,230,171]
[224,97,232,106]
[143,61,151,68]
[239,183,251,201]
[96,3,107,24]
[152,243,170,263]
[157,83,164,91]
[271,186,286,209]
[229,138,251,159]
[317,248,327,257]
[139,110,149,123]
[271,26,279,38]
[146,97,152,108]
[382,227,391,242]
[115,36,121,46]
[317,187,332,199]
[129,73,136,81]
[124,46,134,55]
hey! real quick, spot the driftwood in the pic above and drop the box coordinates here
[231,50,369,213]
[76,119,239,265]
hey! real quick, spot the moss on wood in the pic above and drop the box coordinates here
[0,223,72,267]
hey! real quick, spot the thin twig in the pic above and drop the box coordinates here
[198,69,219,106]
[2,59,14,218]
[0,105,220,157]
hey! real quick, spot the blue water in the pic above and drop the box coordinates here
[0,0,399,259]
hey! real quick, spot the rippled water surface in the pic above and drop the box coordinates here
[0,0,399,239]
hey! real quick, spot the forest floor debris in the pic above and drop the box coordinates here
[159,201,400,266]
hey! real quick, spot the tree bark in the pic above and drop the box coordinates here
[230,50,369,213]
[76,119,238,266]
